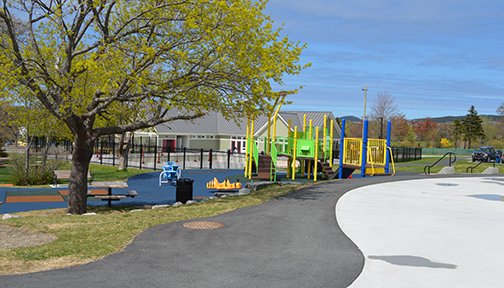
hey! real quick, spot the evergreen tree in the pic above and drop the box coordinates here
[452,119,464,148]
[461,106,485,148]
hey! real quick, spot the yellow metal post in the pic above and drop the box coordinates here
[291,126,298,180]
[329,120,334,167]
[314,127,319,182]
[323,114,327,161]
[267,112,271,154]
[309,119,313,139]
[287,119,293,177]
[248,119,255,180]
[303,114,307,132]
[245,119,250,177]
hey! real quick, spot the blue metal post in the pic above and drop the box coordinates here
[361,119,368,177]
[385,120,392,174]
[338,119,345,179]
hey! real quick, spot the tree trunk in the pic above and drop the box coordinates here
[41,136,50,170]
[117,132,131,171]
[25,136,34,175]
[67,132,95,214]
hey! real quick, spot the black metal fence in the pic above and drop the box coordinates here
[90,142,245,170]
[23,137,422,169]
[331,146,421,163]
[390,147,422,162]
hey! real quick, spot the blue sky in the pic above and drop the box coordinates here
[266,0,504,119]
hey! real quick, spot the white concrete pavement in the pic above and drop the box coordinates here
[336,177,504,288]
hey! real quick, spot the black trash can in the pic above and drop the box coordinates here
[176,178,193,204]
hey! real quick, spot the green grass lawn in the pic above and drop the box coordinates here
[394,156,502,174]
[0,164,12,183]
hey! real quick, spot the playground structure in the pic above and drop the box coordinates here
[159,161,182,186]
[244,108,395,181]
[338,118,395,178]
[206,178,242,191]
[244,96,337,182]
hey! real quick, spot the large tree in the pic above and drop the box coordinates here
[0,0,306,214]
[461,105,485,148]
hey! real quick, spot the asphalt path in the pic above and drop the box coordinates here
[1,175,437,288]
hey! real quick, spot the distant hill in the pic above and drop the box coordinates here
[412,114,501,123]
[338,115,362,122]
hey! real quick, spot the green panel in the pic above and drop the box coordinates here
[271,143,278,166]
[276,137,289,154]
[297,131,308,139]
[252,139,259,168]
[296,139,314,158]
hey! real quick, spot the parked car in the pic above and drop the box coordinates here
[472,146,497,162]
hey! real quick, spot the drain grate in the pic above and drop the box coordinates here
[182,221,224,230]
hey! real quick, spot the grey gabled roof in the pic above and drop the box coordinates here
[155,110,246,136]
[154,110,341,138]
[277,111,341,137]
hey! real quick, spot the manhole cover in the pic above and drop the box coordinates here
[182,221,224,230]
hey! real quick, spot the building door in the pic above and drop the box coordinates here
[162,139,176,152]
[231,140,240,153]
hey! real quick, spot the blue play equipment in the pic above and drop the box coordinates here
[159,161,182,186]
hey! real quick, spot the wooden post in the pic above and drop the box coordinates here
[307,159,311,179]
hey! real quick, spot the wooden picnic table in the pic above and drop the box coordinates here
[89,181,136,207]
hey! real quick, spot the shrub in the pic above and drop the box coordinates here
[9,154,64,185]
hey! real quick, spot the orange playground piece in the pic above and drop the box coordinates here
[206,178,242,191]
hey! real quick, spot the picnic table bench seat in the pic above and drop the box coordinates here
[54,170,93,184]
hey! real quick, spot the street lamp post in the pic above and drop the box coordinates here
[362,86,368,120]
[362,86,368,137]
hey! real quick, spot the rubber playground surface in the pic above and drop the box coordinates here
[0,169,244,214]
